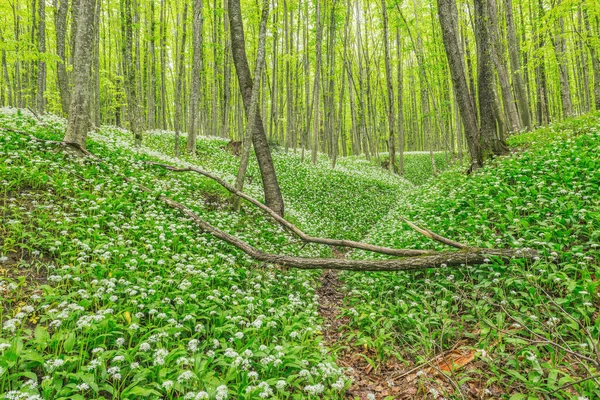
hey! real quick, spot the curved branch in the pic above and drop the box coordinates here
[4,127,539,272]
[146,161,436,257]
[401,218,469,249]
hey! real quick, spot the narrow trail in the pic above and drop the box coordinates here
[317,249,411,399]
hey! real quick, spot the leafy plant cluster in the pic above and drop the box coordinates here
[1,108,398,399]
[343,114,600,398]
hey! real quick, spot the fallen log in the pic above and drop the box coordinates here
[3,125,539,271]
[146,161,435,257]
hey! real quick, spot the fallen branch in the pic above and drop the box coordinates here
[3,126,538,272]
[146,161,434,257]
[401,218,469,249]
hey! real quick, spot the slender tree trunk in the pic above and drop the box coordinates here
[64,0,97,148]
[228,0,285,217]
[487,0,520,132]
[535,0,549,125]
[122,0,143,145]
[173,3,188,158]
[92,0,101,127]
[584,11,600,111]
[504,0,531,130]
[553,1,574,118]
[147,0,156,130]
[160,0,167,129]
[396,27,405,175]
[311,0,323,164]
[474,0,507,157]
[437,0,481,170]
[222,0,232,138]
[0,28,13,106]
[382,0,397,174]
[36,0,46,112]
[53,0,70,115]
[233,0,270,211]
[187,0,204,153]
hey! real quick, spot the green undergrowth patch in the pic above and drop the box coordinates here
[2,108,403,399]
[342,113,600,398]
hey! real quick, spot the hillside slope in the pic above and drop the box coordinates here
[0,108,409,399]
[341,114,600,398]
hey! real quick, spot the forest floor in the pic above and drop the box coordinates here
[1,108,599,400]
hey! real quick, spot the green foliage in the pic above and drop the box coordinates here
[344,112,600,398]
[1,109,599,399]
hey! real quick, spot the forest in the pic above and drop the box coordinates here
[0,0,599,398]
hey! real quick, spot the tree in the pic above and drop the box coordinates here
[228,0,285,217]
[36,0,46,112]
[437,0,481,170]
[186,0,204,154]
[504,0,531,130]
[381,0,397,174]
[64,0,97,148]
[474,0,507,157]
[233,0,270,211]
[53,0,70,115]
[121,0,142,145]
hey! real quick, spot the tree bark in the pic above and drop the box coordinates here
[147,0,156,130]
[504,0,531,130]
[396,27,405,175]
[36,0,46,112]
[553,2,574,118]
[382,0,397,174]
[173,2,188,158]
[487,0,521,132]
[187,0,204,153]
[64,0,97,148]
[437,0,482,170]
[474,0,507,157]
[311,0,323,164]
[584,11,600,111]
[228,0,285,217]
[122,0,143,145]
[53,0,70,115]
[233,0,270,211]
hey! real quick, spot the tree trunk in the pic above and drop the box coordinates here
[53,0,70,115]
[187,0,204,154]
[173,2,188,158]
[584,11,600,111]
[437,0,481,170]
[122,0,143,145]
[554,2,574,118]
[159,0,167,129]
[64,0,97,148]
[233,0,270,211]
[311,0,323,164]
[147,0,156,130]
[504,0,531,130]
[474,0,507,157]
[396,27,405,175]
[487,0,521,132]
[382,0,397,174]
[228,0,285,217]
[36,0,46,112]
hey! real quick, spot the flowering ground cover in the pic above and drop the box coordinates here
[1,108,599,399]
[0,108,407,399]
[343,114,600,398]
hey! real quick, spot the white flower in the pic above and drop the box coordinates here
[177,371,195,383]
[162,380,174,389]
[275,380,286,390]
[76,383,90,391]
[304,384,324,395]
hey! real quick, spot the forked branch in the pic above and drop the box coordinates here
[4,126,539,272]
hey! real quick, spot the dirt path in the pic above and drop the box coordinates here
[317,251,413,399]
